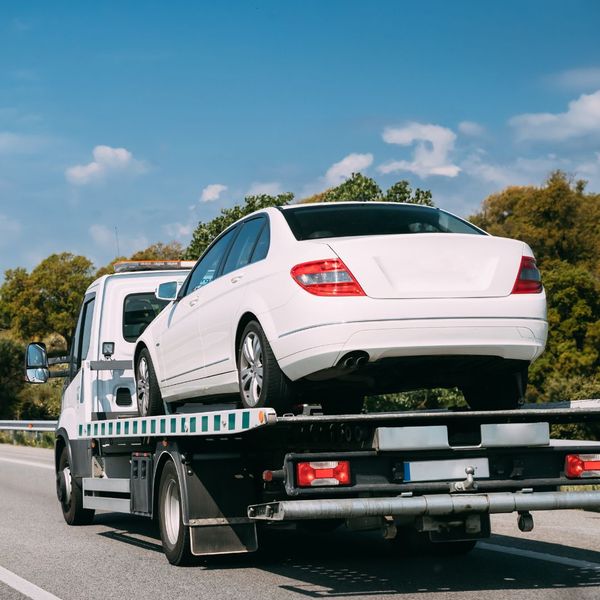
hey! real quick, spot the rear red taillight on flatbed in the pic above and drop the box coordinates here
[565,454,600,478]
[291,259,365,296]
[512,256,543,294]
[296,460,351,487]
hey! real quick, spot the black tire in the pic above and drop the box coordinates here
[158,460,193,566]
[237,320,294,414]
[462,368,527,411]
[56,446,95,526]
[320,393,364,415]
[136,348,164,417]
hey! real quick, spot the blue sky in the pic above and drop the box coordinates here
[1,1,599,276]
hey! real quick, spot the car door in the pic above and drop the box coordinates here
[157,227,238,391]
[198,216,270,382]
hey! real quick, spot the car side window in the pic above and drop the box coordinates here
[250,221,270,262]
[183,228,237,296]
[222,218,266,275]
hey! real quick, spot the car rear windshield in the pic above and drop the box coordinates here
[281,204,484,240]
[123,293,170,343]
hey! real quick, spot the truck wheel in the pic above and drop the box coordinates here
[158,460,193,565]
[57,446,95,525]
[238,321,294,414]
[462,368,527,411]
[136,349,164,417]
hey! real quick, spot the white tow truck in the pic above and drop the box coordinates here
[25,262,600,565]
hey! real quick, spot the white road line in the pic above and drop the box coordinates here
[0,457,53,470]
[479,541,600,570]
[0,565,63,600]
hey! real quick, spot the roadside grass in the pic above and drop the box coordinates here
[0,431,54,449]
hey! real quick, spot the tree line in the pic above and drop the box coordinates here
[0,172,598,428]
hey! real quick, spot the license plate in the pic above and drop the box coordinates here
[403,458,489,482]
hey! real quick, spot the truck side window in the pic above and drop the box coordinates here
[70,296,96,377]
[123,293,169,342]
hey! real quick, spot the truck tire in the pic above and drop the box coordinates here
[136,348,164,417]
[238,320,294,415]
[57,446,95,525]
[158,460,193,565]
[462,368,527,411]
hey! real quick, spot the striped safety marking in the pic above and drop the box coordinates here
[76,408,276,439]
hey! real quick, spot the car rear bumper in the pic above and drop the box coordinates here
[274,317,548,381]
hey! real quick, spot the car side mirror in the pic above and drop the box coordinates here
[155,281,181,301]
[25,342,50,384]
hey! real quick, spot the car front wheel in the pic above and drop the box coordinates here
[238,320,294,414]
[462,368,527,411]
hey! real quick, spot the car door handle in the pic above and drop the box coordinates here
[189,298,199,307]
[230,275,244,283]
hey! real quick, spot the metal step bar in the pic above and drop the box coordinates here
[248,490,600,521]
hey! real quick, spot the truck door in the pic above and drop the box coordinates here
[61,294,97,427]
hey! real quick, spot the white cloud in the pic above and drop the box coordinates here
[324,153,374,186]
[378,122,460,178]
[247,181,283,196]
[509,90,600,142]
[0,131,44,154]
[0,214,21,245]
[549,67,600,91]
[462,151,568,187]
[164,222,193,239]
[458,121,484,136]
[89,224,114,246]
[66,145,146,185]
[200,183,227,202]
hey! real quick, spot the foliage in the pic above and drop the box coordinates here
[469,171,600,407]
[185,193,293,259]
[95,241,184,278]
[366,388,464,412]
[321,172,382,202]
[0,338,24,419]
[0,253,95,346]
[383,180,434,206]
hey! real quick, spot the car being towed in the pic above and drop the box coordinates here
[134,202,547,416]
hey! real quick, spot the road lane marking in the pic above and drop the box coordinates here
[479,541,600,570]
[0,565,63,600]
[0,457,53,470]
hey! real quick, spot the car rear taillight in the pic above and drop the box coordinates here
[512,256,542,294]
[565,454,600,478]
[290,259,365,296]
[296,461,351,487]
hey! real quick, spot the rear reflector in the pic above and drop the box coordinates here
[291,259,365,296]
[565,454,600,478]
[512,256,542,294]
[296,461,351,487]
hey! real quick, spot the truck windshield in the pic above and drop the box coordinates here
[281,203,484,240]
[123,293,169,342]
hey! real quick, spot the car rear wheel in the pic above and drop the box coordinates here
[238,320,294,414]
[462,368,527,411]
[136,349,164,417]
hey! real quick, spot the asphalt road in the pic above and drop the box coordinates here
[2,443,600,600]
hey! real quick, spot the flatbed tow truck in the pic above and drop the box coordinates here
[24,262,600,565]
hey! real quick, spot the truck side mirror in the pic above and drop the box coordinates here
[25,342,50,384]
[155,281,180,301]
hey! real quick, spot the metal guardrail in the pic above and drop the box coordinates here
[0,420,57,432]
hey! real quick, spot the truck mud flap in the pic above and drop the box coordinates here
[248,490,600,521]
[190,520,257,556]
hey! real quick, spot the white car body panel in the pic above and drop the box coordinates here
[135,203,548,405]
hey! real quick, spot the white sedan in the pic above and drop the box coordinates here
[134,202,547,416]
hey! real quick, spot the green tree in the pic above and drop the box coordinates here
[0,338,24,419]
[383,180,434,206]
[322,172,382,202]
[1,253,95,347]
[185,193,293,259]
[0,267,28,330]
[130,241,184,261]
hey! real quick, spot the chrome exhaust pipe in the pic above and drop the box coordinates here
[336,351,369,369]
